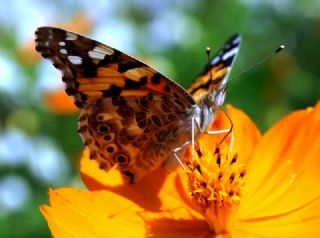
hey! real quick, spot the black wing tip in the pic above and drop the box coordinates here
[230,33,240,38]
[35,26,53,38]
[36,26,61,33]
[34,27,53,55]
[35,26,72,42]
[227,33,241,46]
[35,27,54,46]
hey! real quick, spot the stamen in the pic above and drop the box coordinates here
[216,155,221,167]
[184,145,246,236]
[230,154,237,164]
[195,143,202,158]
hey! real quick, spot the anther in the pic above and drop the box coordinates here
[216,156,221,167]
[196,164,202,174]
[195,143,203,158]
[240,170,247,178]
[230,154,238,164]
[230,172,236,183]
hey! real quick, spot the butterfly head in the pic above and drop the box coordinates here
[202,86,227,110]
[195,87,226,132]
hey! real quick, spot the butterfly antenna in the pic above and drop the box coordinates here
[221,44,285,90]
[206,47,213,91]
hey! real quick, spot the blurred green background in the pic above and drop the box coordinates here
[0,0,319,237]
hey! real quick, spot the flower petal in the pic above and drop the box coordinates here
[81,148,171,211]
[239,102,320,229]
[41,188,146,238]
[200,105,261,163]
[42,181,211,238]
[235,196,320,237]
[141,171,212,237]
[80,148,124,188]
[81,150,203,214]
[144,217,211,238]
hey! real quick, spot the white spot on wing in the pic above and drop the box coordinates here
[232,36,241,45]
[68,56,82,65]
[88,50,106,60]
[66,32,77,41]
[59,41,66,46]
[211,56,220,65]
[222,48,239,61]
[88,46,114,60]
[94,46,114,55]
[60,49,67,54]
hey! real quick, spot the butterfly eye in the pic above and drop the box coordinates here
[205,94,215,105]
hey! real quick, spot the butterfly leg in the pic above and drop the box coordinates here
[172,141,191,170]
[205,106,234,151]
[171,116,201,168]
[192,116,203,162]
[192,116,195,162]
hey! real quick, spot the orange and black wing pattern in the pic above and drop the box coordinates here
[35,27,195,108]
[188,34,241,102]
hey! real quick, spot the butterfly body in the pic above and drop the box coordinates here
[35,27,240,183]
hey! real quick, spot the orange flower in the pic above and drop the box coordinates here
[40,103,320,237]
[43,89,78,115]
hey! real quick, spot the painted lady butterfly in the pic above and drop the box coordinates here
[35,27,240,183]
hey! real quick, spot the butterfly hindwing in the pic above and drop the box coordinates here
[78,95,192,183]
[188,34,241,102]
[35,27,195,108]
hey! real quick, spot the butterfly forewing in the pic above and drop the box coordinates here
[187,34,241,102]
[35,27,195,108]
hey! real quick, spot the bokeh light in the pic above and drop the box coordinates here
[0,174,31,213]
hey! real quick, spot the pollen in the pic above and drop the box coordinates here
[185,145,246,236]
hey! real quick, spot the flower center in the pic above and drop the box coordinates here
[185,145,246,236]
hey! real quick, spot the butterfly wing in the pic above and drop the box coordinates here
[35,27,195,108]
[78,95,193,183]
[187,34,241,103]
[35,27,195,183]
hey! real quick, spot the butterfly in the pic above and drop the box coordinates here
[35,27,240,183]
